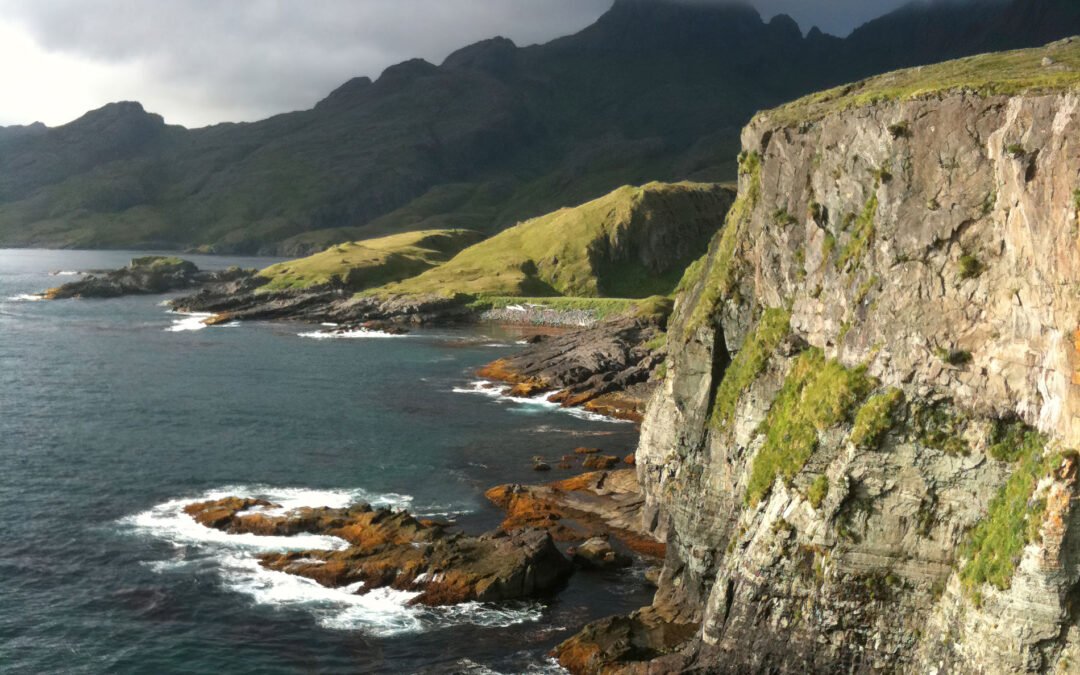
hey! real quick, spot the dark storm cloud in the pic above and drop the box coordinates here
[0,0,913,127]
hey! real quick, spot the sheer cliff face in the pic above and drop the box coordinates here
[637,87,1080,671]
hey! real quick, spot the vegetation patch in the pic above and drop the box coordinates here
[469,296,640,321]
[1005,143,1027,158]
[132,255,187,269]
[960,432,1053,593]
[745,348,874,506]
[914,402,969,455]
[377,182,730,299]
[850,388,904,450]
[855,275,880,305]
[684,155,762,334]
[836,194,878,272]
[259,229,482,292]
[958,254,985,280]
[773,207,797,227]
[806,475,830,508]
[988,419,1046,463]
[711,308,791,430]
[935,347,973,367]
[764,41,1080,127]
[887,121,912,139]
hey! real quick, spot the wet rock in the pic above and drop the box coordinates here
[569,537,632,570]
[476,315,667,422]
[582,455,619,470]
[185,497,572,606]
[485,470,665,559]
[553,608,699,675]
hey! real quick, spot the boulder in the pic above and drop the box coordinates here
[569,537,632,570]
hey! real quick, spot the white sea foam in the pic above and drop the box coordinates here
[164,311,214,332]
[6,293,44,302]
[298,328,409,339]
[50,270,81,276]
[453,379,630,424]
[123,484,541,637]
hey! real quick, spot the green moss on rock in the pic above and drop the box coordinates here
[806,475,830,508]
[961,433,1054,593]
[837,193,878,272]
[711,308,790,430]
[746,348,874,506]
[684,154,762,335]
[850,388,904,450]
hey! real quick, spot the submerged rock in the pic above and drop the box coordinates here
[184,496,572,606]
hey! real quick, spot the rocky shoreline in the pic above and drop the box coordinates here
[185,465,666,671]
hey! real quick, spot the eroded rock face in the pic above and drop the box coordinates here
[42,256,251,299]
[573,88,1080,673]
[477,316,667,422]
[184,497,572,606]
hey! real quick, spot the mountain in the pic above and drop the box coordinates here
[0,0,1078,254]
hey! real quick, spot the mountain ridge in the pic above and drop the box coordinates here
[1,0,1078,254]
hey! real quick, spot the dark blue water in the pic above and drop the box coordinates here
[0,250,649,674]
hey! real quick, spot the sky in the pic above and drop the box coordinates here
[0,0,914,129]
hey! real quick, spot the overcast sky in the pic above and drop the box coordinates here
[0,0,914,129]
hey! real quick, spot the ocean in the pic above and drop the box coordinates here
[0,249,650,674]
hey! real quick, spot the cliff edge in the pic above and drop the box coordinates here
[563,37,1080,673]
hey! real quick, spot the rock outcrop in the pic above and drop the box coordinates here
[485,469,664,559]
[185,497,572,606]
[563,39,1080,673]
[477,314,669,422]
[42,256,250,299]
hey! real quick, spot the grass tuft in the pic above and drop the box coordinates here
[745,348,874,506]
[807,475,830,508]
[850,388,904,450]
[958,254,985,280]
[711,308,791,430]
[837,193,878,272]
[960,433,1054,593]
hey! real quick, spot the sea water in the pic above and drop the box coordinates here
[0,249,649,674]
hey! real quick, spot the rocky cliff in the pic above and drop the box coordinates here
[561,38,1080,673]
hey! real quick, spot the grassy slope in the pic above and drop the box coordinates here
[257,229,483,291]
[374,181,730,299]
[764,37,1080,127]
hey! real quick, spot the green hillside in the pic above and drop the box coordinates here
[257,229,483,291]
[374,182,734,299]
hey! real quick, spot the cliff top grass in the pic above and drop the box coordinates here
[257,229,483,292]
[762,38,1080,127]
[371,181,729,300]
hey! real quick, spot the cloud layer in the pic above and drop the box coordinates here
[0,0,911,128]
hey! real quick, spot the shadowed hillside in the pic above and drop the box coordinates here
[0,0,1077,254]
